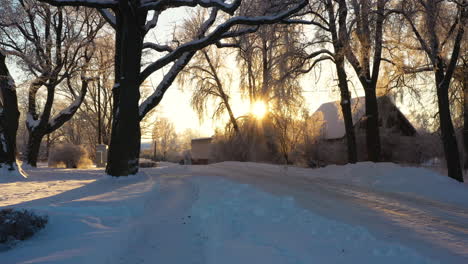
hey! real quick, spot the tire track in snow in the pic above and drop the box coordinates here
[115,171,206,264]
[191,163,468,263]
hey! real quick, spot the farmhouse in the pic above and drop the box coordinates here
[311,96,418,164]
[312,96,416,140]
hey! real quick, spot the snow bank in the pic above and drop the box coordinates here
[190,177,437,264]
[311,162,468,208]
[217,161,468,208]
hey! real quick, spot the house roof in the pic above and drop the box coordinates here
[312,96,415,140]
[312,97,366,139]
[191,137,213,142]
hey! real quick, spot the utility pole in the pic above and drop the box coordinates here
[97,77,102,145]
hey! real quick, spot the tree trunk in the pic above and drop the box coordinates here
[202,50,240,134]
[327,0,357,163]
[105,5,144,176]
[363,84,381,162]
[26,130,45,167]
[0,52,20,170]
[463,69,468,169]
[464,89,468,169]
[335,59,357,163]
[436,72,463,182]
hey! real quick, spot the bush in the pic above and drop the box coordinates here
[139,159,158,168]
[48,143,93,169]
[0,209,48,250]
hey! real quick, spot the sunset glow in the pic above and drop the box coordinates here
[251,101,268,119]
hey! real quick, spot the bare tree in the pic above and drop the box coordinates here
[177,11,239,133]
[343,0,388,162]
[38,0,308,176]
[0,50,21,174]
[180,47,240,134]
[0,1,104,166]
[66,36,116,147]
[152,117,177,161]
[396,0,467,182]
[286,0,358,163]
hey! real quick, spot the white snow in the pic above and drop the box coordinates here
[0,162,467,263]
[190,177,437,264]
[312,97,366,139]
[26,112,40,131]
[0,161,28,181]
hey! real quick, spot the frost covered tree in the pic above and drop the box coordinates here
[287,0,358,163]
[38,0,308,176]
[0,1,104,166]
[344,0,388,162]
[180,46,240,134]
[395,0,467,182]
[0,50,22,174]
[152,117,177,161]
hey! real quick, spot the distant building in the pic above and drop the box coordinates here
[310,96,418,164]
[312,96,416,140]
[191,137,213,164]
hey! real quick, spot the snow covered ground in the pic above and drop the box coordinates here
[1,162,467,263]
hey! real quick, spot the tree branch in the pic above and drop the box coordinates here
[38,0,118,8]
[140,0,242,15]
[139,0,308,83]
[98,9,117,29]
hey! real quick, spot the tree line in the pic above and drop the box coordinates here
[0,0,466,182]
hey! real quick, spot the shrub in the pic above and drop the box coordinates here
[48,143,93,169]
[0,208,48,250]
[139,159,158,168]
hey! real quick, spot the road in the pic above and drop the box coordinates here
[183,163,468,263]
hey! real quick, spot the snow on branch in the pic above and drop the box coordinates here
[144,11,161,34]
[47,77,91,133]
[138,8,219,119]
[37,0,118,8]
[141,0,242,15]
[98,9,117,29]
[139,0,308,83]
[143,43,174,53]
[139,52,195,119]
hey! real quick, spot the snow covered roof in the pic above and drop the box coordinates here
[312,97,366,139]
[312,96,416,140]
[191,137,213,142]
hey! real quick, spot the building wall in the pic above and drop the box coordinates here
[191,138,212,161]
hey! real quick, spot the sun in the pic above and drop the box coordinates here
[251,101,268,119]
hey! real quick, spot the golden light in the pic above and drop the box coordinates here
[251,101,268,119]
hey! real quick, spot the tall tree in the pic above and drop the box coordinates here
[397,0,467,182]
[287,0,358,163]
[0,1,104,166]
[39,0,308,176]
[0,50,22,174]
[152,117,177,161]
[180,47,240,134]
[343,0,388,162]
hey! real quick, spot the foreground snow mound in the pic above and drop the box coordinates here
[190,177,436,264]
[317,162,468,207]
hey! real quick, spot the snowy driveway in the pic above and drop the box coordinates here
[1,162,467,263]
